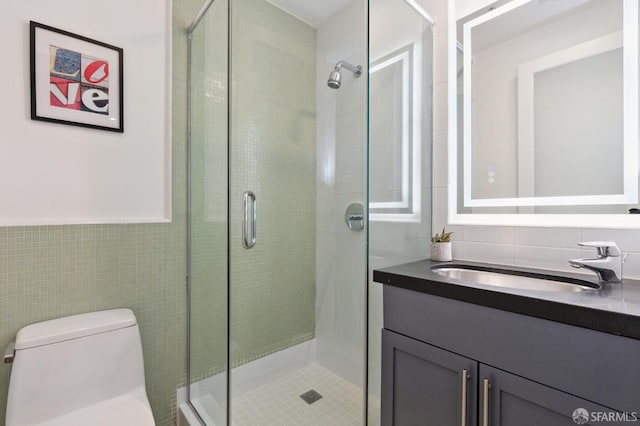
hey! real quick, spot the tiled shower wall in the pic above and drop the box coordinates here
[431,0,640,279]
[0,1,203,424]
[188,0,319,398]
[229,0,317,366]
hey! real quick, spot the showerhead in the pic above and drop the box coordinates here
[327,70,342,89]
[327,61,362,89]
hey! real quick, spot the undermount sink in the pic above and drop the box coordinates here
[430,264,601,292]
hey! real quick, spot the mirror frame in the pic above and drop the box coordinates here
[448,0,640,228]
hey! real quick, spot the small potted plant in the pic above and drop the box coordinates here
[431,227,453,262]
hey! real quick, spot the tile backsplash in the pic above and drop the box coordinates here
[430,221,640,280]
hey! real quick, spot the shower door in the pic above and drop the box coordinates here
[187,0,230,425]
[367,0,434,423]
[188,0,369,425]
[227,0,368,425]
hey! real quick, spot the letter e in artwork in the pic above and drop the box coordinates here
[81,86,109,114]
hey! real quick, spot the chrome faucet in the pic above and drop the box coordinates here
[569,241,624,284]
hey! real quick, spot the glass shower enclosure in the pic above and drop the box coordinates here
[185,0,434,424]
[186,0,369,424]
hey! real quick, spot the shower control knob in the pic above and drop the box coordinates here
[345,203,365,231]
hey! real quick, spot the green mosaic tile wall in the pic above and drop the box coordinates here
[0,224,186,425]
[0,1,201,425]
[229,0,317,366]
[188,0,318,386]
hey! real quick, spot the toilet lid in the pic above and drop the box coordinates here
[39,394,155,426]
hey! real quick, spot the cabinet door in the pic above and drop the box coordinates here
[479,364,628,426]
[381,329,477,426]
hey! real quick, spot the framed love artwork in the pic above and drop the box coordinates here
[30,21,124,132]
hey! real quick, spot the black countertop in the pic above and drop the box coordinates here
[373,259,640,340]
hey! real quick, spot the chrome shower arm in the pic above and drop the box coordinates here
[335,61,363,77]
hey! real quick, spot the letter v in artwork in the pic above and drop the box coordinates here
[49,79,81,109]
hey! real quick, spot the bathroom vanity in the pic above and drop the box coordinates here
[374,260,640,425]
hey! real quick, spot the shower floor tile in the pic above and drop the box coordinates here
[232,363,380,426]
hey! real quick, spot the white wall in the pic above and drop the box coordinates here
[0,0,171,225]
[435,0,640,279]
[533,48,623,199]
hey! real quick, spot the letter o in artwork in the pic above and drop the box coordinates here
[84,61,109,84]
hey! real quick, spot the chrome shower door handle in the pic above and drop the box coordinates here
[242,191,256,249]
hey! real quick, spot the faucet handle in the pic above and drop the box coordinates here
[578,241,622,257]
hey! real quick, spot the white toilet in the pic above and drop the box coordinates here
[6,309,155,426]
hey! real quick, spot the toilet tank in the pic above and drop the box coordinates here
[6,309,149,425]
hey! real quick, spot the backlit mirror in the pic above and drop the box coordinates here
[449,0,640,227]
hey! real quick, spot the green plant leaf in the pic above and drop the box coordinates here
[431,226,453,243]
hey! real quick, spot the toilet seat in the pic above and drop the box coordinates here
[38,394,154,426]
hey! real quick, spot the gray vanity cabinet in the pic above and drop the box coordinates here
[380,284,640,426]
[381,329,477,426]
[382,330,618,426]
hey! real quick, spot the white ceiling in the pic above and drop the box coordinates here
[265,0,354,27]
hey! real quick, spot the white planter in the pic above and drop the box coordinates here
[431,242,452,262]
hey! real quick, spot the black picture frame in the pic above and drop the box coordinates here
[30,21,124,132]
